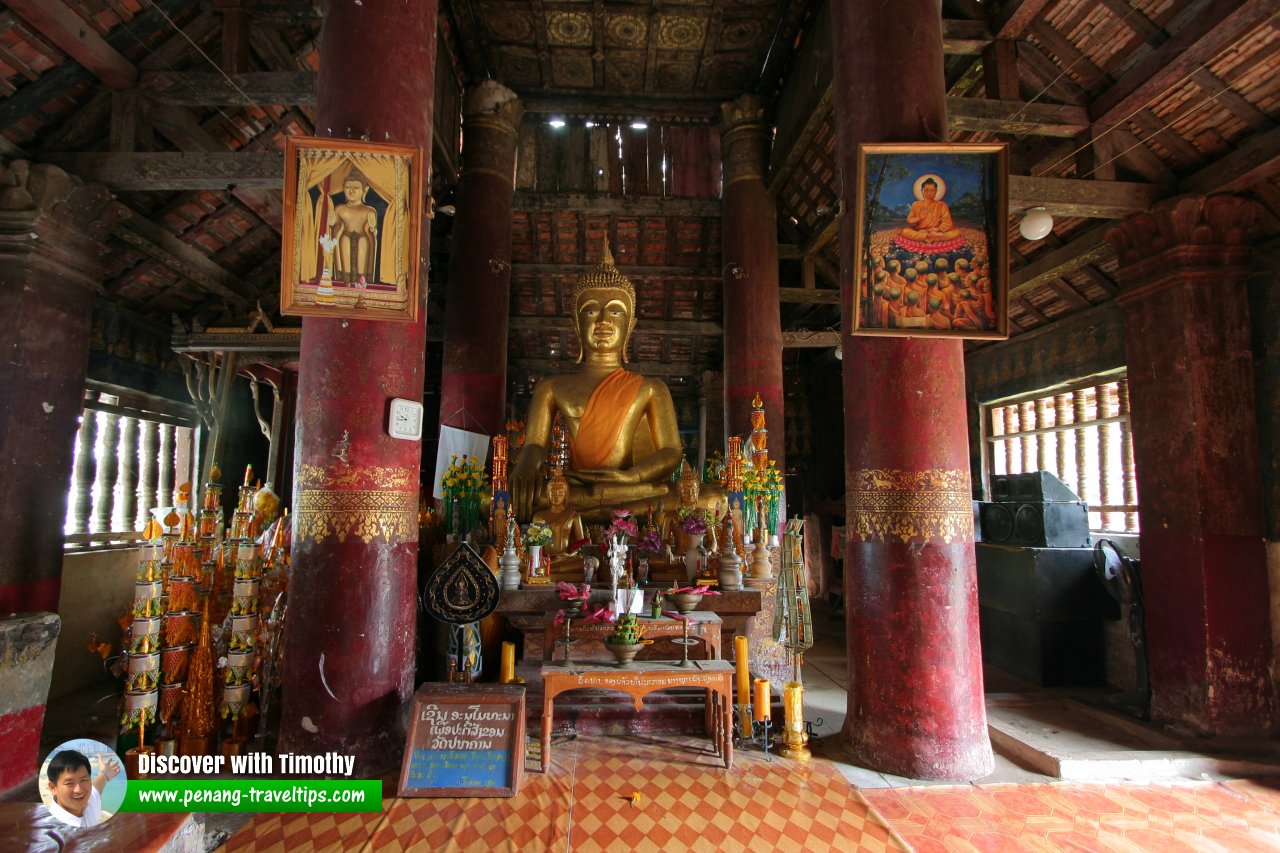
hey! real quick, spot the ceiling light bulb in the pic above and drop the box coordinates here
[548,118,566,129]
[630,120,648,130]
[1019,207,1053,241]
[834,345,843,361]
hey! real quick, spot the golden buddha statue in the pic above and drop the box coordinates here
[660,462,719,559]
[512,238,701,521]
[532,470,586,575]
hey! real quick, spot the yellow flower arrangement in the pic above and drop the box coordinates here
[743,459,784,535]
[440,454,489,536]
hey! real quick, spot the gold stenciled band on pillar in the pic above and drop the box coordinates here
[293,464,420,544]
[294,488,419,544]
[848,468,973,544]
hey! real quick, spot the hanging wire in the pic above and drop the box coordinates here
[140,0,262,110]
[1032,8,1280,181]
[1003,0,1149,128]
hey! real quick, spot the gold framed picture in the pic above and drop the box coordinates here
[851,142,1009,339]
[280,136,425,322]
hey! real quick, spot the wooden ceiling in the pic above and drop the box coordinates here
[0,0,1277,394]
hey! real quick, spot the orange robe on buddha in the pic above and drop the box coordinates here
[571,368,645,470]
[902,199,961,241]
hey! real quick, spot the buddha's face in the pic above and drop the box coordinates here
[547,478,568,508]
[343,180,365,203]
[576,288,633,357]
[922,182,938,201]
[679,477,699,505]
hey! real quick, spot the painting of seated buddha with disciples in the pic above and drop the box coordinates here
[852,143,1008,340]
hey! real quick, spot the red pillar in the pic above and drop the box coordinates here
[279,0,436,773]
[1107,195,1277,736]
[0,161,118,794]
[440,82,522,436]
[830,0,992,780]
[720,96,784,476]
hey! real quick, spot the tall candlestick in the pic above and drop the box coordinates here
[780,680,811,761]
[753,677,771,721]
[734,635,750,700]
[500,641,516,684]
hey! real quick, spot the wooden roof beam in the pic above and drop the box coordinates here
[1009,223,1114,300]
[141,70,317,106]
[948,97,1090,137]
[41,151,283,190]
[1090,0,1274,127]
[1009,175,1160,218]
[5,0,137,89]
[112,205,254,311]
[991,0,1057,40]
[1181,125,1280,195]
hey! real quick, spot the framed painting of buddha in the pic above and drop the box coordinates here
[279,136,425,322]
[850,142,1009,340]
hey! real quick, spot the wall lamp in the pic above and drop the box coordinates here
[724,262,748,281]
[489,258,510,273]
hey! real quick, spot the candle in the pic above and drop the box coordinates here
[734,635,750,702]
[500,641,516,684]
[753,677,771,721]
[783,681,803,730]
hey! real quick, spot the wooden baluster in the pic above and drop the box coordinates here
[95,412,120,534]
[1020,400,1035,473]
[158,423,175,508]
[1054,394,1071,484]
[1117,378,1139,532]
[71,409,98,535]
[1073,390,1090,520]
[138,420,159,529]
[1034,397,1049,473]
[119,416,139,532]
[1003,405,1018,474]
[1098,384,1117,531]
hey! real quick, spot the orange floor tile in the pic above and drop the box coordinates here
[863,778,1280,853]
[223,735,906,853]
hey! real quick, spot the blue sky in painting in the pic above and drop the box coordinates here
[868,153,988,208]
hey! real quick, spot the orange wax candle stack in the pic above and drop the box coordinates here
[734,635,750,702]
[753,677,771,721]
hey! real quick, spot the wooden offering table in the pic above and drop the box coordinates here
[540,660,734,772]
[542,611,723,661]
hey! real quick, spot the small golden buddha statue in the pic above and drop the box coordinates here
[512,238,697,521]
[532,470,586,576]
[661,462,719,553]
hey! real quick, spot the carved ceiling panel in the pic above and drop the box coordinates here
[551,52,595,88]
[604,14,649,48]
[445,0,814,99]
[546,11,593,47]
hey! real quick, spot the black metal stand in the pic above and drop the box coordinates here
[735,716,772,761]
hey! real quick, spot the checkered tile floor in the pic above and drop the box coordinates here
[222,735,905,852]
[863,777,1280,852]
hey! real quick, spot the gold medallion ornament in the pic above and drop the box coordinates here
[848,468,974,544]
[294,489,418,544]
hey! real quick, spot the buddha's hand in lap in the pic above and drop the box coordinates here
[570,467,642,484]
[511,463,543,521]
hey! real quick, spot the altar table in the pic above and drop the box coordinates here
[541,611,723,661]
[539,660,734,772]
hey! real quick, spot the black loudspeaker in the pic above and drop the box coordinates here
[979,501,1091,548]
[990,471,1080,503]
